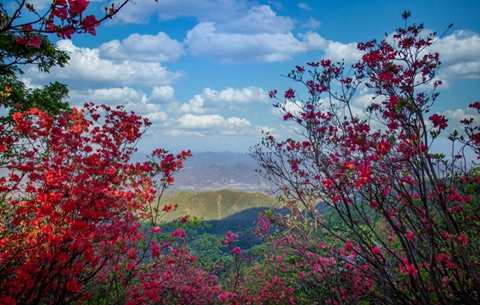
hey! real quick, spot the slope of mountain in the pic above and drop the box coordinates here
[158,189,278,222]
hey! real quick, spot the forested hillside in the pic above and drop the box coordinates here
[158,189,278,221]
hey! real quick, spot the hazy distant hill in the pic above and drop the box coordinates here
[174,151,269,192]
[158,189,278,222]
[133,151,271,193]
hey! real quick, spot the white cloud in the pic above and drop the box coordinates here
[321,40,363,64]
[26,40,185,89]
[178,95,207,114]
[144,111,168,123]
[177,114,253,136]
[302,17,322,30]
[109,2,358,65]
[164,129,206,137]
[69,86,147,106]
[269,100,304,117]
[443,107,480,122]
[442,62,480,80]
[298,2,313,11]
[352,92,376,108]
[113,0,249,24]
[99,32,184,62]
[430,107,480,140]
[202,87,269,104]
[151,86,176,103]
[256,125,276,135]
[17,77,42,90]
[185,23,326,62]
[164,86,269,116]
[68,87,168,123]
[377,29,480,83]
[107,3,338,64]
[218,5,294,34]
[430,30,480,81]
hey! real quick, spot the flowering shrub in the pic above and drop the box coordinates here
[0,103,224,304]
[0,1,227,304]
[251,12,480,305]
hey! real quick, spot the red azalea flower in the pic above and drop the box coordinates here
[429,113,448,130]
[284,88,295,99]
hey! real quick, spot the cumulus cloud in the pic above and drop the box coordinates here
[166,86,269,115]
[316,28,480,87]
[177,95,207,114]
[151,86,176,103]
[158,88,271,139]
[311,29,480,80]
[352,92,377,108]
[217,5,295,34]
[430,106,480,141]
[321,40,363,64]
[69,86,147,106]
[68,86,168,123]
[202,87,269,105]
[109,2,360,65]
[26,40,185,89]
[109,2,337,64]
[177,114,254,136]
[185,23,326,62]
[377,29,480,84]
[256,125,277,136]
[429,30,480,81]
[443,107,480,122]
[112,0,249,24]
[99,32,184,62]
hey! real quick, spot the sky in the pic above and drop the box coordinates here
[13,0,480,155]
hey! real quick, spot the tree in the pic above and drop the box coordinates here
[250,12,480,304]
[0,0,139,124]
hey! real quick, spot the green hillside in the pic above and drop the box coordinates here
[157,189,278,221]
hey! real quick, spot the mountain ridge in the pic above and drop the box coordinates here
[158,189,278,222]
[134,151,270,193]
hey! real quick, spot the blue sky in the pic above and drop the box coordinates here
[18,0,480,154]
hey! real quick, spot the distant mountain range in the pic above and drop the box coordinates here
[133,151,272,193]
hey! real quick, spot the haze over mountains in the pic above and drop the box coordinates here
[133,151,271,193]
[133,151,280,230]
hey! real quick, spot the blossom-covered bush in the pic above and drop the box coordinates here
[0,102,223,304]
[250,12,480,305]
